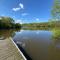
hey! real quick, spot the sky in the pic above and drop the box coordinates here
[0,0,54,24]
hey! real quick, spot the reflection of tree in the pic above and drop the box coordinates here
[51,28,60,47]
[48,42,60,60]
[48,28,60,60]
[0,29,21,40]
[52,28,60,39]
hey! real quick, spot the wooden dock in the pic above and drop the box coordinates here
[0,37,26,60]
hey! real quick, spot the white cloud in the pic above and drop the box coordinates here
[36,18,40,21]
[12,3,24,12]
[22,13,28,16]
[15,20,23,24]
[19,3,24,9]
[12,7,20,11]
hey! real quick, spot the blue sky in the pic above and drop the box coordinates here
[0,0,54,24]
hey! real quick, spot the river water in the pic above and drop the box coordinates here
[0,29,60,60]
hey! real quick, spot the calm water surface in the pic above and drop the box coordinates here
[0,29,60,60]
[13,30,60,60]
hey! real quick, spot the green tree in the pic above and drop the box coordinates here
[51,0,60,20]
[15,23,21,28]
[0,16,21,29]
[49,0,60,28]
[0,17,15,28]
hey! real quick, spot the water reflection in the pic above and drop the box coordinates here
[13,29,60,60]
[52,28,60,48]
[0,28,60,60]
[48,28,60,60]
[0,29,21,39]
[13,30,52,60]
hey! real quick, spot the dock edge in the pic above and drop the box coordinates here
[10,37,27,60]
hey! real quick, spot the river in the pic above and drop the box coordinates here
[0,29,60,60]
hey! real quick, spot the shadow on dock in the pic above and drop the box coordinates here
[17,44,32,60]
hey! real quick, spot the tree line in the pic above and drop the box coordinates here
[0,16,21,29]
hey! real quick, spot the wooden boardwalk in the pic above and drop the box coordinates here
[0,37,25,60]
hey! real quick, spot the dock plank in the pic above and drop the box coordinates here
[0,38,24,60]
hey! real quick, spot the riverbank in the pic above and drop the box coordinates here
[0,37,26,60]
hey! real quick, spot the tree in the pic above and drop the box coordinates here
[0,17,15,28]
[51,0,60,20]
[49,0,60,28]
[0,16,21,29]
[15,23,21,28]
